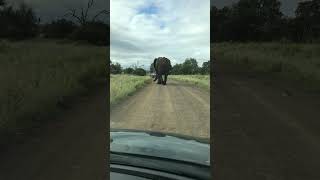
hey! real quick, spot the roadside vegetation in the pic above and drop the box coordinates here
[213,43,320,90]
[0,0,109,46]
[211,0,320,43]
[212,0,320,91]
[110,75,150,105]
[0,39,106,133]
[171,75,210,91]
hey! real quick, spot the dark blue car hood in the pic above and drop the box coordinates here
[110,129,210,166]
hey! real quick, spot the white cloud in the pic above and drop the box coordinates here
[111,0,210,69]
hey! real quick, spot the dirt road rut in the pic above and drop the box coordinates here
[111,80,210,138]
[213,63,320,180]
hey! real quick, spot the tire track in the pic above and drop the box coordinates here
[110,80,210,138]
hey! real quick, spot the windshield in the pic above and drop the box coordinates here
[110,0,210,167]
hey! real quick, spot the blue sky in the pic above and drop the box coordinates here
[110,0,210,69]
[138,3,159,15]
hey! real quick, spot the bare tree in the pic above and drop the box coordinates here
[64,0,109,25]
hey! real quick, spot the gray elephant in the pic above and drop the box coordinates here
[153,57,172,85]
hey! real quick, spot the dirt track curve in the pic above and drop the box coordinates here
[111,80,210,138]
[213,63,320,180]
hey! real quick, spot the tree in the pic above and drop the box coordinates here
[181,58,199,74]
[200,61,210,74]
[295,0,320,42]
[133,68,146,76]
[211,0,285,42]
[64,0,109,26]
[171,64,183,75]
[0,1,38,39]
[0,0,5,7]
[69,21,109,45]
[43,18,76,38]
[110,62,122,74]
[123,67,134,74]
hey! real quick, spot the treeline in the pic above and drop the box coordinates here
[0,0,38,39]
[110,61,147,76]
[170,58,210,75]
[211,0,320,42]
[0,0,109,45]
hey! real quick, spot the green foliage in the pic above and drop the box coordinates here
[171,58,210,75]
[69,21,109,46]
[110,62,122,74]
[200,61,210,75]
[0,2,38,39]
[123,67,134,74]
[170,75,210,91]
[211,0,320,42]
[42,19,76,39]
[181,58,199,74]
[213,42,320,90]
[110,75,150,105]
[133,68,147,76]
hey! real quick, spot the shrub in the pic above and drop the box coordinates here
[133,68,146,76]
[43,19,76,39]
[69,21,109,46]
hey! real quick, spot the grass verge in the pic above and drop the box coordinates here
[212,42,320,91]
[110,75,151,105]
[0,39,107,134]
[170,75,210,91]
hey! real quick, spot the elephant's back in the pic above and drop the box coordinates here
[155,57,171,71]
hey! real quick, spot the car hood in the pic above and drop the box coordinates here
[110,129,210,166]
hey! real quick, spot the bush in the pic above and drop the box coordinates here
[43,19,76,39]
[0,2,38,39]
[123,67,134,74]
[133,68,146,76]
[69,21,109,46]
[110,62,122,74]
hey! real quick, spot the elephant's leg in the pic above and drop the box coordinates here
[163,74,168,85]
[157,74,162,84]
[159,74,163,84]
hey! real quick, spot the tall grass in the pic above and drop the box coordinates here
[170,75,210,91]
[0,39,107,133]
[213,42,320,90]
[110,75,151,105]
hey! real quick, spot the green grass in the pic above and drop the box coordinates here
[170,75,210,91]
[213,42,320,90]
[0,39,107,133]
[110,75,151,105]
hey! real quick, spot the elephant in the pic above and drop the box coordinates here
[153,57,172,85]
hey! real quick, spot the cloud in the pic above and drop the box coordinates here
[110,0,210,69]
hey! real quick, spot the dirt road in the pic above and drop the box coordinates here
[0,87,108,180]
[213,63,320,180]
[111,80,210,138]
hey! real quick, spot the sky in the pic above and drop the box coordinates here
[7,0,301,23]
[110,0,210,69]
[6,0,302,67]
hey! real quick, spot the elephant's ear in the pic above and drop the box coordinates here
[153,58,157,66]
[153,58,157,71]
